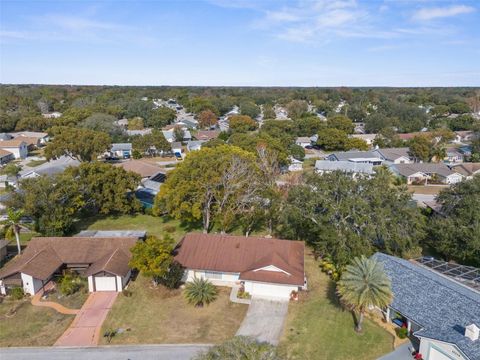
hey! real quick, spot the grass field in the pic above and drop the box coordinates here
[408,185,448,195]
[100,275,248,345]
[0,299,74,347]
[278,254,394,360]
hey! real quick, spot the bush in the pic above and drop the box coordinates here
[158,261,185,289]
[58,273,84,296]
[164,225,176,233]
[395,327,408,339]
[10,287,24,300]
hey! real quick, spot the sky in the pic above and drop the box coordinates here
[0,0,479,87]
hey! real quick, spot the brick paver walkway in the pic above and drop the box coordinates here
[31,284,80,315]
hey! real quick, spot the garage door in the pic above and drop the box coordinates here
[428,347,455,360]
[94,276,117,291]
[250,283,291,299]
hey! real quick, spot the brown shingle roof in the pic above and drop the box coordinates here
[0,149,13,157]
[115,160,163,178]
[174,233,305,286]
[0,237,137,280]
[195,130,220,141]
[450,163,480,177]
[0,139,27,148]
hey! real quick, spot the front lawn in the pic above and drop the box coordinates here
[0,298,74,347]
[25,159,47,167]
[278,254,394,360]
[100,274,248,345]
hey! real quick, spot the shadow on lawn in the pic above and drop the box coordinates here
[326,278,344,310]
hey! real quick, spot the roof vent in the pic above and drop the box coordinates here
[465,324,479,341]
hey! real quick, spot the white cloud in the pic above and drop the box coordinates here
[412,5,475,21]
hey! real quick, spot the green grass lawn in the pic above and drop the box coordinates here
[278,254,394,360]
[25,159,47,167]
[0,298,74,347]
[100,274,248,345]
[75,214,198,242]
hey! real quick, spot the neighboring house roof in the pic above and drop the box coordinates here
[0,149,13,158]
[174,233,305,286]
[115,160,163,178]
[14,136,39,147]
[76,230,146,239]
[11,131,48,139]
[126,129,153,136]
[329,151,382,162]
[391,163,461,178]
[373,253,480,360]
[20,156,80,178]
[446,147,463,156]
[398,132,430,140]
[162,130,174,142]
[0,133,14,141]
[0,139,27,148]
[449,163,480,177]
[186,140,204,151]
[171,142,182,149]
[0,237,138,280]
[296,137,311,143]
[351,134,377,141]
[111,143,132,152]
[195,130,220,141]
[315,160,374,174]
[374,148,410,162]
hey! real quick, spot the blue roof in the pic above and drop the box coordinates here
[373,253,480,360]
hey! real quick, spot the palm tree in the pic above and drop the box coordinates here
[2,208,24,255]
[337,255,392,332]
[184,277,218,307]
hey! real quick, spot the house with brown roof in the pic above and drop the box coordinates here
[449,163,480,179]
[0,149,15,165]
[0,139,28,159]
[174,233,306,299]
[0,236,140,295]
[195,130,220,141]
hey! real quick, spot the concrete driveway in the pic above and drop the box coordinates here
[55,292,118,347]
[377,343,413,360]
[236,297,289,345]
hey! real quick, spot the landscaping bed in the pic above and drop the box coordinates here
[278,254,394,360]
[0,298,74,347]
[100,274,248,345]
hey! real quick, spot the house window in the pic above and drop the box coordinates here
[204,271,222,280]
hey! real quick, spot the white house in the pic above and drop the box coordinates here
[315,160,374,177]
[110,143,132,158]
[295,137,312,148]
[0,139,28,159]
[389,163,464,185]
[0,236,141,295]
[288,157,303,172]
[327,150,383,166]
[175,233,306,300]
[373,148,413,165]
[186,140,205,152]
[351,134,377,146]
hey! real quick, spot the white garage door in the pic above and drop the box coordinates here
[428,347,455,360]
[249,283,291,299]
[94,276,117,291]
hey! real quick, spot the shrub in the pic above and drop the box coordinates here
[103,328,117,343]
[10,287,24,300]
[395,327,408,339]
[58,273,84,296]
[184,277,218,307]
[164,225,176,233]
[158,261,185,289]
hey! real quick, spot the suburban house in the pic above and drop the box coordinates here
[351,133,377,146]
[42,112,62,119]
[327,150,383,165]
[171,142,182,157]
[0,149,15,165]
[20,156,80,179]
[315,160,374,177]
[389,163,464,185]
[288,157,303,172]
[453,131,476,144]
[445,147,464,163]
[295,137,312,148]
[0,236,140,295]
[114,159,166,193]
[0,133,14,141]
[186,140,205,152]
[449,163,480,180]
[0,139,28,159]
[373,147,413,165]
[110,143,132,159]
[175,233,306,300]
[11,131,49,146]
[373,253,480,360]
[126,128,152,136]
[195,130,220,141]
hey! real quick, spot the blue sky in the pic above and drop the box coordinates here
[1,0,479,86]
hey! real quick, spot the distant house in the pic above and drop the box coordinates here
[162,129,175,143]
[20,156,80,179]
[0,139,28,159]
[351,134,377,146]
[110,143,132,159]
[175,233,306,300]
[449,163,480,179]
[195,130,220,142]
[126,129,152,136]
[454,131,476,144]
[11,131,49,146]
[186,140,204,152]
[0,149,14,165]
[115,159,163,179]
[389,163,464,185]
[373,148,412,165]
[315,160,374,177]
[42,112,62,119]
[0,133,14,141]
[373,253,480,360]
[327,151,383,166]
[288,157,303,172]
[0,236,141,295]
[295,137,312,148]
[445,147,464,163]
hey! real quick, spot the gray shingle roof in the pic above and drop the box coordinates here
[373,253,480,360]
[315,160,374,174]
[391,163,459,178]
[374,148,410,161]
[328,151,382,162]
[111,143,132,151]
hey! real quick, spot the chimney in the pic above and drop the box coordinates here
[465,324,479,341]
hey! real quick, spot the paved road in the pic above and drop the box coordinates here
[1,344,211,360]
[411,194,436,203]
[55,292,118,346]
[236,297,289,345]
